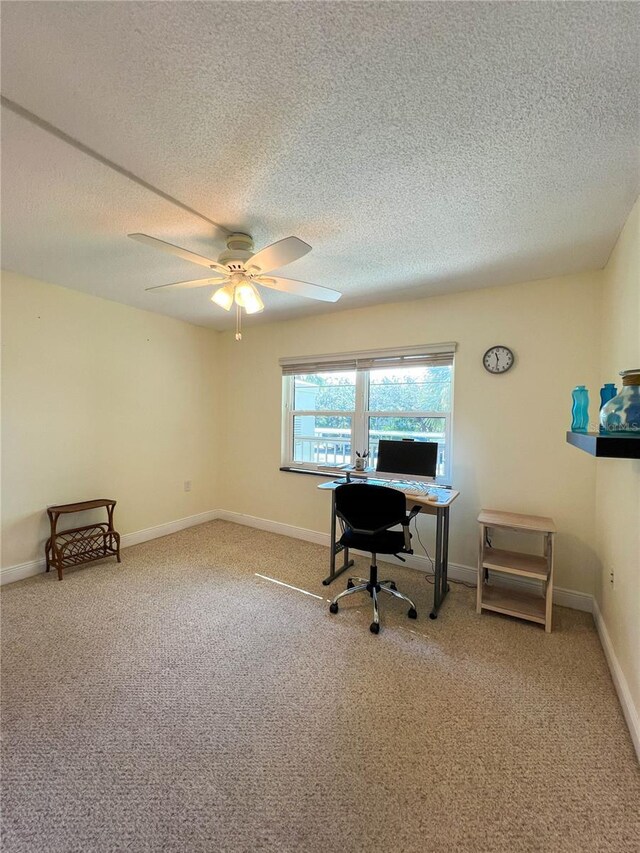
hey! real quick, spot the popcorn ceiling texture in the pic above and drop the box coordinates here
[1,521,639,852]
[1,2,639,328]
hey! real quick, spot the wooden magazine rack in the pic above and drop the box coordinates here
[45,499,121,580]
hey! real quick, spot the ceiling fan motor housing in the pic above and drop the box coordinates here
[218,233,254,270]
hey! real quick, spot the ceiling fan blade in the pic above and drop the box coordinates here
[246,236,311,275]
[255,275,342,303]
[145,276,228,292]
[128,233,221,270]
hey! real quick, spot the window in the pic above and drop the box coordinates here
[281,344,455,481]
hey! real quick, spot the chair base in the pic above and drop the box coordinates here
[329,560,417,634]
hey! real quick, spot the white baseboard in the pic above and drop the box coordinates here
[216,509,328,547]
[216,510,593,613]
[592,598,640,762]
[0,557,47,585]
[0,509,219,585]
[119,509,219,549]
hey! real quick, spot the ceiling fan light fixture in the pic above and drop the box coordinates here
[235,282,264,314]
[133,231,342,340]
[211,283,234,311]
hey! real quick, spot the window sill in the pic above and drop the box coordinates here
[280,465,452,488]
[280,466,343,478]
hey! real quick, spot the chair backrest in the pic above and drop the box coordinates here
[335,484,406,534]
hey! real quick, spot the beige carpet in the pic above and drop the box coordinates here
[2,520,638,853]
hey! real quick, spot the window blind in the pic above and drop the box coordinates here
[279,343,456,376]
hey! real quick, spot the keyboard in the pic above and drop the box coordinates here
[332,476,448,502]
[387,482,434,498]
[365,479,436,498]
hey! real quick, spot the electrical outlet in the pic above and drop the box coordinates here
[184,480,192,493]
[609,570,614,586]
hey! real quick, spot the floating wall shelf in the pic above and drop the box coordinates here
[566,431,640,459]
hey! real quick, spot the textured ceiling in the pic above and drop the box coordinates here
[1,1,639,329]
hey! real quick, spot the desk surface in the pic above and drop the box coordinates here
[318,479,459,509]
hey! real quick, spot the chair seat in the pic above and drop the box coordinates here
[339,528,406,554]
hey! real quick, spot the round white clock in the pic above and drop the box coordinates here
[483,345,514,374]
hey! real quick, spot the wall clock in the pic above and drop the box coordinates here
[483,345,514,374]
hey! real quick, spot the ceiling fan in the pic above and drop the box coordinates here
[128,231,342,339]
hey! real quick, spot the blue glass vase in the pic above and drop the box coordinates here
[600,371,640,433]
[599,383,617,409]
[571,386,589,432]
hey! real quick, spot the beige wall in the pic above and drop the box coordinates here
[1,271,221,567]
[595,197,640,715]
[219,271,602,595]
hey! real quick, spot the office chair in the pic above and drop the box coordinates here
[328,483,421,634]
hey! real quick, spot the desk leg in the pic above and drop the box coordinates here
[322,490,354,586]
[429,507,450,619]
[442,507,450,593]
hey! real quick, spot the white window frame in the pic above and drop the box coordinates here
[281,345,455,483]
[287,405,356,468]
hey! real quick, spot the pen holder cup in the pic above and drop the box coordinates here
[354,457,366,471]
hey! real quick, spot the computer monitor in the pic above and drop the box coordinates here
[375,439,438,480]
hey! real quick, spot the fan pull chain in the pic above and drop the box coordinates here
[235,302,242,341]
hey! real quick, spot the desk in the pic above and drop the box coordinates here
[318,480,459,619]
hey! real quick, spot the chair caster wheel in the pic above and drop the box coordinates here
[347,580,354,589]
[429,612,437,620]
[389,583,397,591]
[329,603,338,614]
[370,622,380,634]
[408,608,417,619]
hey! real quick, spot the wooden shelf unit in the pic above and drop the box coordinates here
[477,510,556,633]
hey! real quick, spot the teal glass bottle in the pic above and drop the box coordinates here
[599,383,617,410]
[571,386,589,432]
